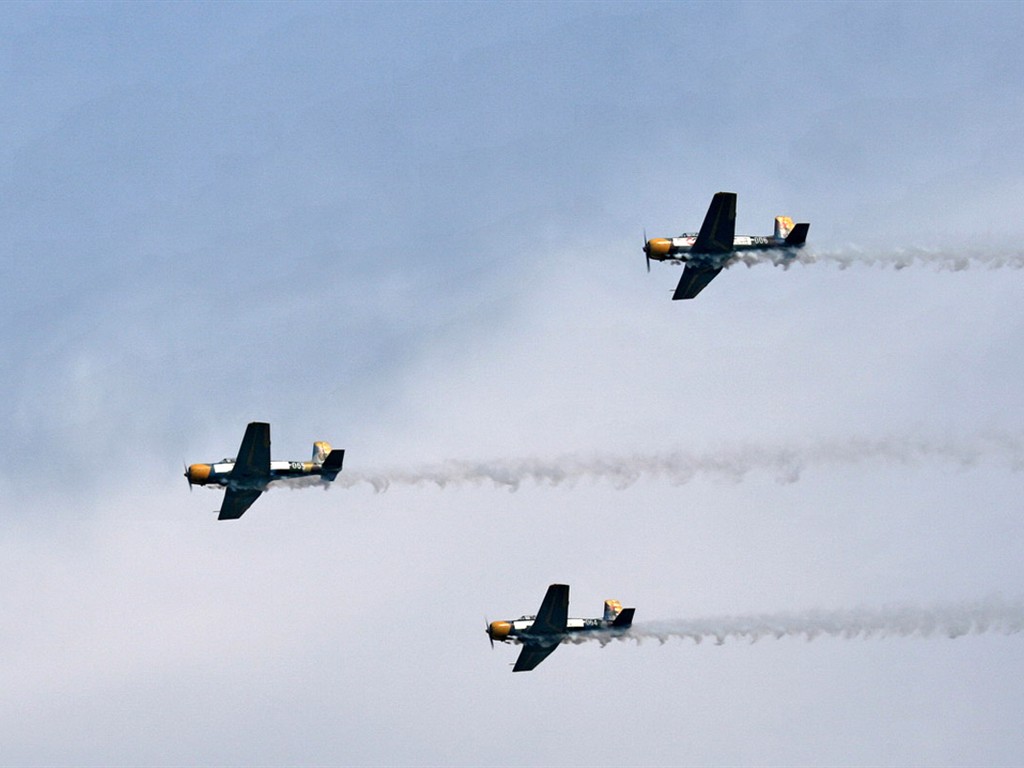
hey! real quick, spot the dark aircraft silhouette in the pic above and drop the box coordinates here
[487,584,635,671]
[185,422,345,520]
[644,192,809,299]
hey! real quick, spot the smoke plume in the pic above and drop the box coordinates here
[283,432,1024,493]
[726,246,1024,271]
[568,596,1024,647]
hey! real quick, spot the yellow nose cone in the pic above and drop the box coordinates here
[488,621,512,640]
[187,464,211,483]
[646,238,671,257]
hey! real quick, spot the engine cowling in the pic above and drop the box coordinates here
[644,238,672,258]
[187,464,212,484]
[488,621,512,641]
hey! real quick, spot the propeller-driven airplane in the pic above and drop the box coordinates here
[184,421,345,520]
[643,192,809,299]
[486,583,635,672]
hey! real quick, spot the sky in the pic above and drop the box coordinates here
[2,1,1024,765]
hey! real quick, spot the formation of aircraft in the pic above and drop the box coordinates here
[183,191,803,670]
[643,192,809,299]
[486,583,635,671]
[185,421,345,520]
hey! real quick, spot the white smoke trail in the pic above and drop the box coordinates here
[274,432,1024,493]
[565,596,1024,648]
[725,246,1024,271]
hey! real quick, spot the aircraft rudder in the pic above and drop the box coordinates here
[312,441,332,464]
[604,599,623,621]
[774,216,794,240]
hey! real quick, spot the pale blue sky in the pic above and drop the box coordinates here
[2,2,1023,766]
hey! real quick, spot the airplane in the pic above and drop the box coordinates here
[184,421,345,520]
[643,192,809,299]
[486,584,635,672]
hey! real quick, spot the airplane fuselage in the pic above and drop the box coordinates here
[186,460,333,490]
[488,615,629,646]
[645,232,804,265]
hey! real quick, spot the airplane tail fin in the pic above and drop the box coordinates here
[774,216,794,240]
[612,607,635,628]
[320,449,345,481]
[604,599,623,621]
[605,599,634,627]
[784,222,810,246]
[312,441,332,465]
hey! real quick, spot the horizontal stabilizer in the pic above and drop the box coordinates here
[320,449,345,480]
[673,265,723,300]
[612,607,635,627]
[785,222,809,246]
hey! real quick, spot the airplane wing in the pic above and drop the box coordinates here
[673,264,723,300]
[229,422,271,482]
[531,583,570,635]
[513,642,560,672]
[691,192,736,254]
[218,488,263,520]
